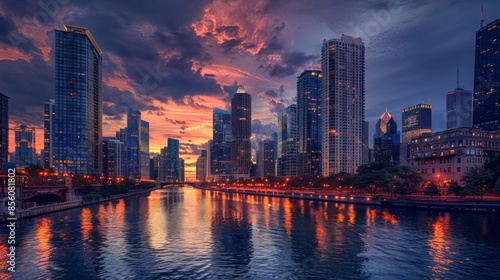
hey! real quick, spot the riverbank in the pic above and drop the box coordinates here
[0,188,158,223]
[198,186,500,213]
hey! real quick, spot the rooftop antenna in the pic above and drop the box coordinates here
[480,4,484,28]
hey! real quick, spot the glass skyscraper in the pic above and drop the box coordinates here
[473,18,500,131]
[140,120,150,179]
[43,99,55,168]
[297,70,322,176]
[402,104,432,142]
[126,108,141,179]
[159,138,180,182]
[211,108,232,181]
[231,86,252,179]
[53,25,102,177]
[14,125,37,167]
[277,105,297,177]
[257,139,276,178]
[447,87,473,129]
[0,93,9,165]
[321,35,365,175]
[373,110,400,165]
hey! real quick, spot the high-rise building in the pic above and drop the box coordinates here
[211,108,232,181]
[159,138,181,182]
[43,99,55,168]
[116,127,127,177]
[126,108,141,179]
[373,110,400,165]
[402,104,432,142]
[103,137,124,179]
[257,139,276,178]
[362,121,370,164]
[0,93,9,165]
[14,125,37,167]
[473,19,500,131]
[321,35,365,175]
[53,25,102,177]
[297,70,322,176]
[277,105,298,177]
[231,86,252,179]
[140,120,150,179]
[179,158,185,182]
[196,150,208,182]
[447,87,473,129]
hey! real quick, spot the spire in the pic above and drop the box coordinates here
[457,62,460,89]
[480,4,484,28]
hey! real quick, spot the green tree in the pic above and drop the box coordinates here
[494,178,500,196]
[462,167,494,200]
[424,181,441,196]
[447,181,464,197]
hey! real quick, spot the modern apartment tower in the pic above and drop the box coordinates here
[446,87,473,129]
[126,108,141,179]
[159,138,181,182]
[43,99,55,168]
[14,125,37,167]
[257,139,276,178]
[211,108,232,181]
[196,150,208,182]
[0,93,9,165]
[231,86,252,179]
[297,70,322,176]
[103,138,124,179]
[473,18,500,131]
[140,120,150,179]
[53,25,102,177]
[277,105,298,177]
[321,35,365,175]
[373,110,400,165]
[402,104,432,142]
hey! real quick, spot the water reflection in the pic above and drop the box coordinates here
[0,188,499,279]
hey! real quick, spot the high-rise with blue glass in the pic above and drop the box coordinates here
[140,120,150,179]
[297,70,322,176]
[126,108,141,179]
[53,25,102,177]
[211,108,232,181]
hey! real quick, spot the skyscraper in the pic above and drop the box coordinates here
[362,121,370,164]
[447,87,473,129]
[211,108,232,181]
[231,85,252,179]
[0,93,9,165]
[277,105,298,177]
[140,120,150,179]
[116,127,127,177]
[196,150,208,182]
[53,25,102,177]
[103,137,124,179]
[43,99,55,168]
[473,18,500,131]
[159,138,181,182]
[257,139,276,178]
[402,104,432,142]
[126,108,141,179]
[14,125,37,167]
[373,110,400,165]
[321,35,365,175]
[297,70,322,176]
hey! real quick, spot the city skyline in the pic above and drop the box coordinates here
[1,1,500,179]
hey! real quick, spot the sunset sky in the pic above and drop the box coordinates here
[1,0,499,179]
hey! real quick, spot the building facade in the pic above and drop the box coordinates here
[211,108,232,181]
[196,150,208,182]
[140,120,150,179]
[373,110,400,165]
[159,138,181,182]
[473,19,500,131]
[103,138,124,179]
[402,104,432,142]
[53,25,103,177]
[126,108,141,179]
[297,70,322,176]
[321,35,365,175]
[257,139,276,178]
[43,99,55,168]
[277,105,298,177]
[410,128,500,183]
[447,87,473,129]
[0,93,9,166]
[14,125,37,167]
[231,86,252,179]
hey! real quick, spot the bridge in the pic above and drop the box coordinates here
[160,182,198,188]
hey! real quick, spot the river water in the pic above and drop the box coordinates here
[1,187,499,279]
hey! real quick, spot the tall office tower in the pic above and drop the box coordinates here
[126,108,141,179]
[321,35,365,175]
[402,104,432,142]
[150,157,157,180]
[447,87,473,129]
[211,108,232,181]
[179,158,185,182]
[205,140,212,181]
[362,121,369,164]
[373,110,400,165]
[43,99,55,168]
[231,86,252,179]
[115,127,127,177]
[257,139,276,178]
[196,150,208,182]
[159,138,180,182]
[0,93,9,165]
[140,120,150,179]
[297,70,322,176]
[14,125,37,167]
[103,137,124,179]
[473,18,500,130]
[53,25,102,177]
[277,104,298,177]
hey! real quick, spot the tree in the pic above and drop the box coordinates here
[494,178,500,196]
[424,181,441,196]
[447,181,464,197]
[462,167,494,200]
